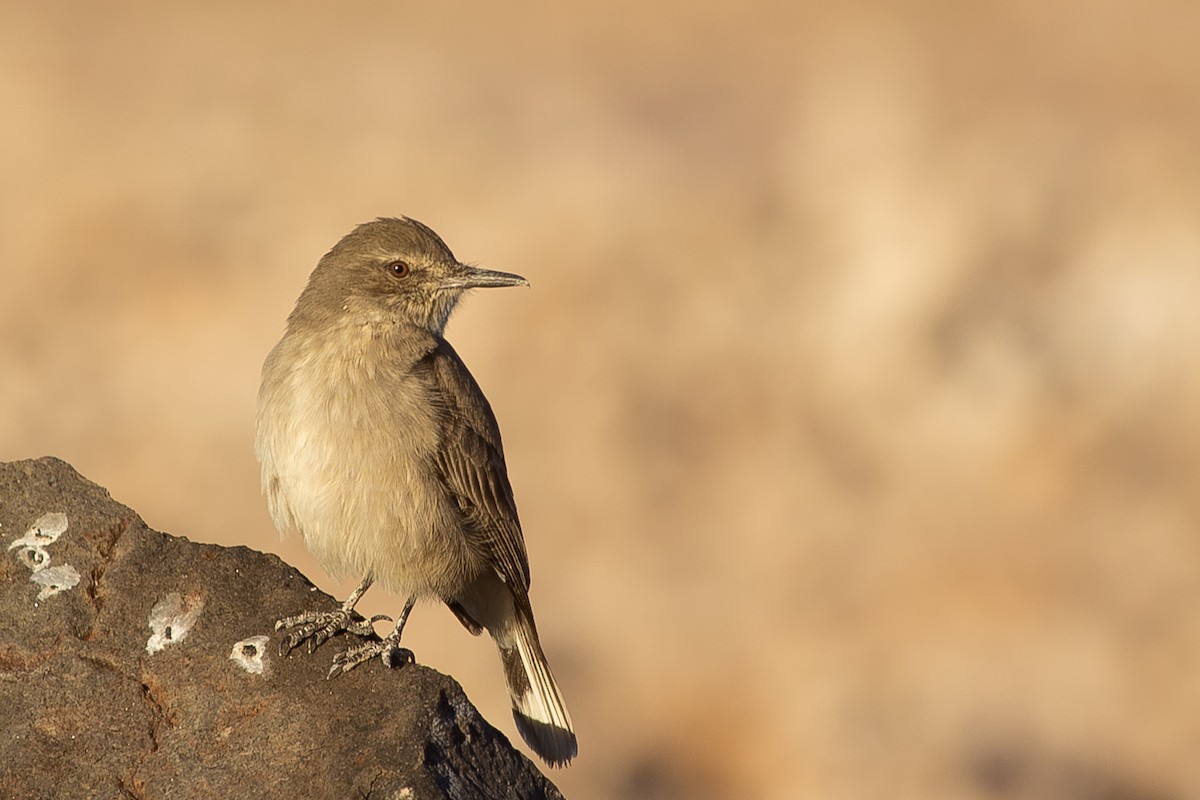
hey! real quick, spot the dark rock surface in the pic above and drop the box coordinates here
[0,457,565,800]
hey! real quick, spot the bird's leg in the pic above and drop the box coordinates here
[327,595,418,678]
[275,576,390,656]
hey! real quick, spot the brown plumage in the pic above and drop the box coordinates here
[255,217,577,766]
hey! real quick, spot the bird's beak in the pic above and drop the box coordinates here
[444,263,529,290]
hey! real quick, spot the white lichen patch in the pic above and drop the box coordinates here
[30,564,81,600]
[8,512,69,563]
[8,512,69,549]
[229,635,271,675]
[11,544,52,572]
[146,592,205,654]
[9,512,78,602]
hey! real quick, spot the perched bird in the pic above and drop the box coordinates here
[255,217,577,766]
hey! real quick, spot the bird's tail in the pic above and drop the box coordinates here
[494,602,577,767]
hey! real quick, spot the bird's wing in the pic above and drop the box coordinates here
[423,339,532,594]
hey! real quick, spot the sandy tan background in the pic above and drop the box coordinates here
[4,2,1200,798]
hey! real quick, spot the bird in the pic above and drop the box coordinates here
[254,216,577,766]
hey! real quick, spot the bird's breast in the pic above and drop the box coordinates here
[255,323,474,596]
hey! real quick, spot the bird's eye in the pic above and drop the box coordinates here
[387,260,411,277]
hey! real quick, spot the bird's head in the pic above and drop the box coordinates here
[293,216,527,335]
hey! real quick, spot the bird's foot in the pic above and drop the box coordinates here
[327,635,415,679]
[275,608,392,656]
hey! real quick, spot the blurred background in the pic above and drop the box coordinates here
[3,1,1199,798]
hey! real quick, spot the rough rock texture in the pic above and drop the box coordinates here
[0,457,565,800]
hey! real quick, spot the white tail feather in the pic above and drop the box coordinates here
[498,607,577,766]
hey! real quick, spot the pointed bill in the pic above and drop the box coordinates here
[444,264,529,290]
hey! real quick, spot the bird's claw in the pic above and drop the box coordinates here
[346,613,393,637]
[326,639,414,679]
[274,608,387,656]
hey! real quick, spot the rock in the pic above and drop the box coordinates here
[0,457,565,800]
